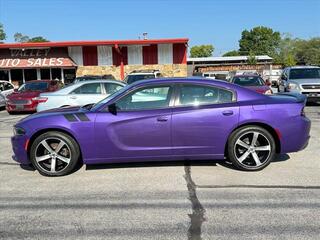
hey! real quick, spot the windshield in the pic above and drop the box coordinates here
[91,84,131,111]
[289,68,320,79]
[18,82,49,92]
[233,76,265,86]
[125,74,155,84]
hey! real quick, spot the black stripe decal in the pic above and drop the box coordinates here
[75,113,90,122]
[64,114,78,122]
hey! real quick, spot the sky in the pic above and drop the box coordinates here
[0,0,319,56]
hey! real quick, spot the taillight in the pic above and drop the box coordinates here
[32,97,48,103]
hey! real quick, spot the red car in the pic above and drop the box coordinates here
[6,80,61,114]
[230,75,273,94]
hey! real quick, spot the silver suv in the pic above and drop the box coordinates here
[278,66,320,102]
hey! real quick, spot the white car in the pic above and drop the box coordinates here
[124,70,162,84]
[36,80,126,112]
[0,80,15,108]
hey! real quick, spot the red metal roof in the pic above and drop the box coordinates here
[0,38,189,49]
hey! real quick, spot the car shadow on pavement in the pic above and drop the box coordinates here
[85,154,290,172]
[86,160,218,171]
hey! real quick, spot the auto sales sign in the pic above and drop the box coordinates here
[0,48,76,68]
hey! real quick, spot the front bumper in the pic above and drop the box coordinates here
[11,135,30,164]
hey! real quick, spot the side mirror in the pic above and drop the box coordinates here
[281,75,287,81]
[108,103,117,115]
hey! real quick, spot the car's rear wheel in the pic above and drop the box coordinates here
[227,126,276,171]
[30,131,80,176]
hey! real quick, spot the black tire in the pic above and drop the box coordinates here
[30,131,80,176]
[227,125,276,171]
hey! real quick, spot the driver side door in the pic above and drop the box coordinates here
[94,84,174,162]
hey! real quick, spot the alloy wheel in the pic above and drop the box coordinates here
[233,131,272,168]
[35,137,72,173]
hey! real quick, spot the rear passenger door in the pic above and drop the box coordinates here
[171,84,239,157]
[70,83,104,106]
[103,83,124,96]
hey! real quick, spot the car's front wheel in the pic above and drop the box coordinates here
[30,131,80,176]
[227,126,276,171]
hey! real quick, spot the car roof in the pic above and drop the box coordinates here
[288,66,320,69]
[131,77,239,89]
[24,80,57,83]
[233,74,261,77]
[73,79,126,85]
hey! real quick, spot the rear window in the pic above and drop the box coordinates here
[18,82,49,92]
[233,76,264,86]
[125,74,155,84]
[289,68,320,79]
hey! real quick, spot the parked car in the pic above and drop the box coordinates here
[12,78,310,176]
[124,70,162,84]
[73,74,116,84]
[36,80,126,112]
[230,75,273,94]
[202,71,230,81]
[278,66,320,102]
[6,80,60,114]
[0,80,15,108]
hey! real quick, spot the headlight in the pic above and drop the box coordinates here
[265,89,273,95]
[13,126,26,136]
[288,83,299,90]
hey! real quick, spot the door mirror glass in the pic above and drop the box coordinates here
[108,103,117,115]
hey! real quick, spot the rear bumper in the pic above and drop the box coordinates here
[11,135,30,164]
[6,103,37,112]
[280,116,311,153]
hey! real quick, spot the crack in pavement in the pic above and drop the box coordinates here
[184,164,206,240]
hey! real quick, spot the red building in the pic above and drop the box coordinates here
[0,38,188,86]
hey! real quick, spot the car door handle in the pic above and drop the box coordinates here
[157,116,169,122]
[70,96,77,99]
[222,110,233,116]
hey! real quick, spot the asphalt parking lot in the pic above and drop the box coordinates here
[0,104,320,240]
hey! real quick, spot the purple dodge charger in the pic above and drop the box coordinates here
[11,78,311,176]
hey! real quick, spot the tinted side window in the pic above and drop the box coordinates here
[116,85,172,110]
[4,82,13,90]
[104,83,123,95]
[72,83,101,94]
[178,85,233,106]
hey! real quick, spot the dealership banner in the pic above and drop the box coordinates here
[0,58,76,68]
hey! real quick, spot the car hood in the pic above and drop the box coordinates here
[18,106,83,123]
[7,91,42,100]
[289,79,320,85]
[244,85,270,93]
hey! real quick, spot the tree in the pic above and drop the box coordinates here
[239,26,281,57]
[190,44,214,58]
[14,32,49,43]
[294,37,320,65]
[273,34,297,66]
[28,36,49,42]
[222,50,240,57]
[0,23,6,41]
[247,51,257,65]
[14,32,30,43]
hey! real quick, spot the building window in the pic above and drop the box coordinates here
[24,69,37,81]
[11,69,23,86]
[51,68,61,80]
[63,69,76,85]
[0,70,9,81]
[40,68,51,79]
